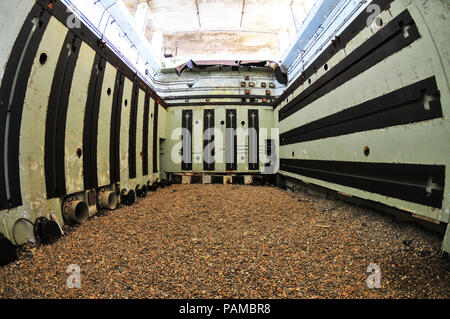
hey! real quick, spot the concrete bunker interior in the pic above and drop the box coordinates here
[0,0,449,298]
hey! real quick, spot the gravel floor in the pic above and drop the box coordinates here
[0,184,449,299]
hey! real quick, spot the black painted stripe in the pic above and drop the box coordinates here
[128,83,139,179]
[45,31,82,198]
[279,10,421,121]
[142,93,150,176]
[152,102,159,173]
[109,71,125,184]
[248,109,259,170]
[203,109,215,171]
[83,53,106,190]
[0,4,50,208]
[280,159,445,209]
[181,110,193,171]
[280,77,443,146]
[226,109,237,171]
[275,0,394,107]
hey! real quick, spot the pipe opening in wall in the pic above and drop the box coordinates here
[63,199,89,224]
[98,191,118,210]
[121,189,135,206]
[33,217,61,245]
[136,184,147,198]
[107,192,118,209]
[75,203,89,221]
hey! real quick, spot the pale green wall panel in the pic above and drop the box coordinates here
[97,62,116,188]
[65,43,96,195]
[119,78,133,190]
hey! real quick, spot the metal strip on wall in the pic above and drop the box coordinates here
[152,102,159,173]
[142,93,150,176]
[83,53,106,190]
[279,10,421,121]
[280,77,443,145]
[248,109,259,170]
[182,109,193,171]
[280,159,445,208]
[203,109,215,171]
[109,71,125,184]
[128,82,139,179]
[168,102,273,107]
[226,109,237,171]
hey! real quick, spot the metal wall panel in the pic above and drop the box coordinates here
[135,89,146,184]
[119,78,133,189]
[161,105,274,174]
[97,62,116,188]
[64,43,96,196]
[0,0,166,245]
[276,1,450,230]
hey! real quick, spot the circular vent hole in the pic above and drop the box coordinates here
[76,148,83,158]
[107,88,112,96]
[39,53,47,65]
[364,146,370,157]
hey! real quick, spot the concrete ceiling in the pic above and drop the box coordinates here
[121,0,317,61]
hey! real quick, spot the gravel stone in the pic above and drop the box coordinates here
[0,184,448,298]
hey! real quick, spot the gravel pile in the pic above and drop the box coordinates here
[0,184,448,298]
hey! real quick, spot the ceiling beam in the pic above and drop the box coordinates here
[240,0,246,28]
[96,0,161,72]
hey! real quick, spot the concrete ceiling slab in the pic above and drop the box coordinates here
[121,0,317,60]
